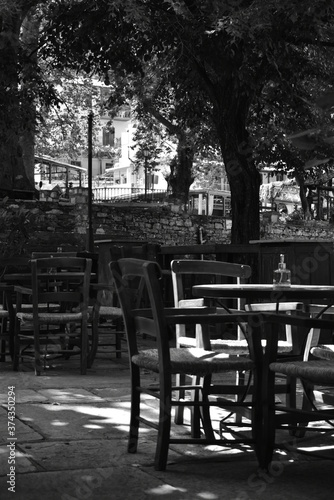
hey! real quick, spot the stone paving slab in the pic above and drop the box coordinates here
[0,407,44,446]
[0,389,48,405]
[0,366,130,389]
[16,438,171,471]
[0,445,38,475]
[37,388,105,403]
[1,454,333,500]
[0,465,177,500]
[89,387,131,401]
[13,401,133,441]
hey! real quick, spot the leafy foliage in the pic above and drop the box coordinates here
[4,0,334,242]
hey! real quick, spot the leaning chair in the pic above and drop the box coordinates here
[110,258,261,471]
[14,256,92,375]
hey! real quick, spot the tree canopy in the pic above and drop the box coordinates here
[3,0,334,242]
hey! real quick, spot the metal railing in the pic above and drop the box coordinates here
[92,186,167,203]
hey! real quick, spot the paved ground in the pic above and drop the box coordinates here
[0,341,334,500]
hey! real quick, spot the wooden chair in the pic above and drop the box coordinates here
[171,259,253,425]
[266,313,334,467]
[78,246,126,362]
[31,251,101,367]
[304,304,334,361]
[110,258,259,471]
[89,283,124,362]
[0,285,14,362]
[171,259,252,349]
[13,256,92,375]
[89,243,150,360]
[170,259,301,427]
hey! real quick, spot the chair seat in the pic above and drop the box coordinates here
[98,306,123,318]
[178,336,292,353]
[311,344,334,360]
[132,347,254,376]
[270,359,334,384]
[17,311,85,324]
[246,302,303,312]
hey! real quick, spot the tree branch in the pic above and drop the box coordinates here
[142,98,181,136]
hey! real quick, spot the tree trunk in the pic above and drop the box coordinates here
[223,147,261,244]
[168,133,194,207]
[20,8,39,188]
[215,95,261,244]
[0,3,36,196]
[295,171,312,219]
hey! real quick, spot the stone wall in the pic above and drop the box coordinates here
[0,197,229,258]
[261,220,334,241]
[1,192,334,259]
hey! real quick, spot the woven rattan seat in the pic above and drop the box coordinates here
[270,359,334,385]
[132,347,254,375]
[310,344,334,361]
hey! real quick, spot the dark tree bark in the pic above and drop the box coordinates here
[0,1,42,195]
[20,8,40,188]
[143,101,195,206]
[213,88,261,243]
[167,133,194,206]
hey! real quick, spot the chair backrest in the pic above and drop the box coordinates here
[30,257,92,315]
[31,252,77,258]
[110,258,170,358]
[110,244,149,261]
[171,259,251,343]
[171,259,252,307]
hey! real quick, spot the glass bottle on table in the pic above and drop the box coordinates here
[273,254,291,288]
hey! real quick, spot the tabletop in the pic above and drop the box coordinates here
[192,283,334,302]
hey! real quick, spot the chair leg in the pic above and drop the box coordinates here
[292,380,314,438]
[199,375,215,440]
[174,372,186,424]
[0,316,7,361]
[13,318,20,371]
[128,365,141,454]
[81,321,88,375]
[234,370,246,424]
[154,383,172,471]
[115,318,123,359]
[87,311,99,369]
[191,375,201,438]
[254,365,276,470]
[0,339,5,362]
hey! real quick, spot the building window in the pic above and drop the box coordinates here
[276,172,283,181]
[71,160,81,167]
[102,127,115,146]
